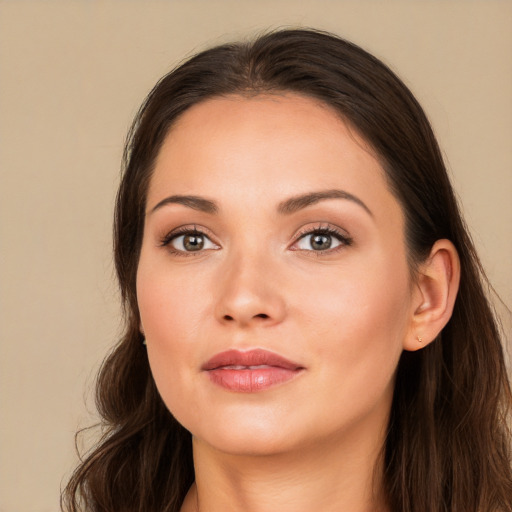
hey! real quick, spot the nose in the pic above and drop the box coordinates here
[214,252,286,328]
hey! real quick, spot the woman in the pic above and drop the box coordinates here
[62,29,512,511]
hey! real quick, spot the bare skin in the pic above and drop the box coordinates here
[136,94,460,512]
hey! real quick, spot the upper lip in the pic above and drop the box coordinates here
[202,349,303,371]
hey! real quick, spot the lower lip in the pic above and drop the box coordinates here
[206,367,302,392]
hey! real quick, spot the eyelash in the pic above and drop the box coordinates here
[159,224,353,257]
[159,225,215,258]
[292,225,353,256]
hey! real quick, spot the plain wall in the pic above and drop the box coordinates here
[0,1,510,511]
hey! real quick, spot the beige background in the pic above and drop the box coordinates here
[0,1,511,511]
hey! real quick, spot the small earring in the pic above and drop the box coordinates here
[142,338,147,346]
[417,336,423,343]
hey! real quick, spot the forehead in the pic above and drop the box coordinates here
[148,93,401,227]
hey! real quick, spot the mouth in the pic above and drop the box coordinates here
[202,349,305,392]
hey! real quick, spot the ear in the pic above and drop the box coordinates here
[139,322,147,346]
[403,239,460,351]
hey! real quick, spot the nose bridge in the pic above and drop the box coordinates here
[215,240,285,327]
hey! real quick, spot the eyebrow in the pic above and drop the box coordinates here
[277,189,373,217]
[150,195,219,215]
[149,189,372,217]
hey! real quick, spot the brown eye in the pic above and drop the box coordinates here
[165,230,219,254]
[182,234,205,251]
[294,229,350,252]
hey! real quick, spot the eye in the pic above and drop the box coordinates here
[292,226,352,253]
[161,228,219,255]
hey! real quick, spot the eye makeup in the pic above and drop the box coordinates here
[159,225,220,258]
[290,223,353,256]
[159,222,353,258]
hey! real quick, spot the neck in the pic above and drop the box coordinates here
[181,421,389,512]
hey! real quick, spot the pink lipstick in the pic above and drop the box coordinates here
[202,349,304,392]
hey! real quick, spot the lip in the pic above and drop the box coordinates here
[202,349,304,392]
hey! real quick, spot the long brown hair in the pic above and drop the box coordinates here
[62,29,512,512]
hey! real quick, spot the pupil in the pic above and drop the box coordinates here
[184,234,204,251]
[311,234,331,250]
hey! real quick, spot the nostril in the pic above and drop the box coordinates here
[223,313,269,321]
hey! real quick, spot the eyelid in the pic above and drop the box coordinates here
[289,223,353,253]
[159,225,220,255]
[158,222,352,257]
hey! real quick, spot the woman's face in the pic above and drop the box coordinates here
[137,94,417,455]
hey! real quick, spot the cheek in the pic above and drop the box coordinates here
[297,256,411,393]
[136,261,211,413]
[137,261,209,342]
[300,255,410,338]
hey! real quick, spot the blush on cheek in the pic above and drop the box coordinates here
[138,268,189,336]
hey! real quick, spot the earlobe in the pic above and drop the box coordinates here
[403,239,460,352]
[139,323,147,346]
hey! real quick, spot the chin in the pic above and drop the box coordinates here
[182,407,307,456]
[194,426,302,457]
